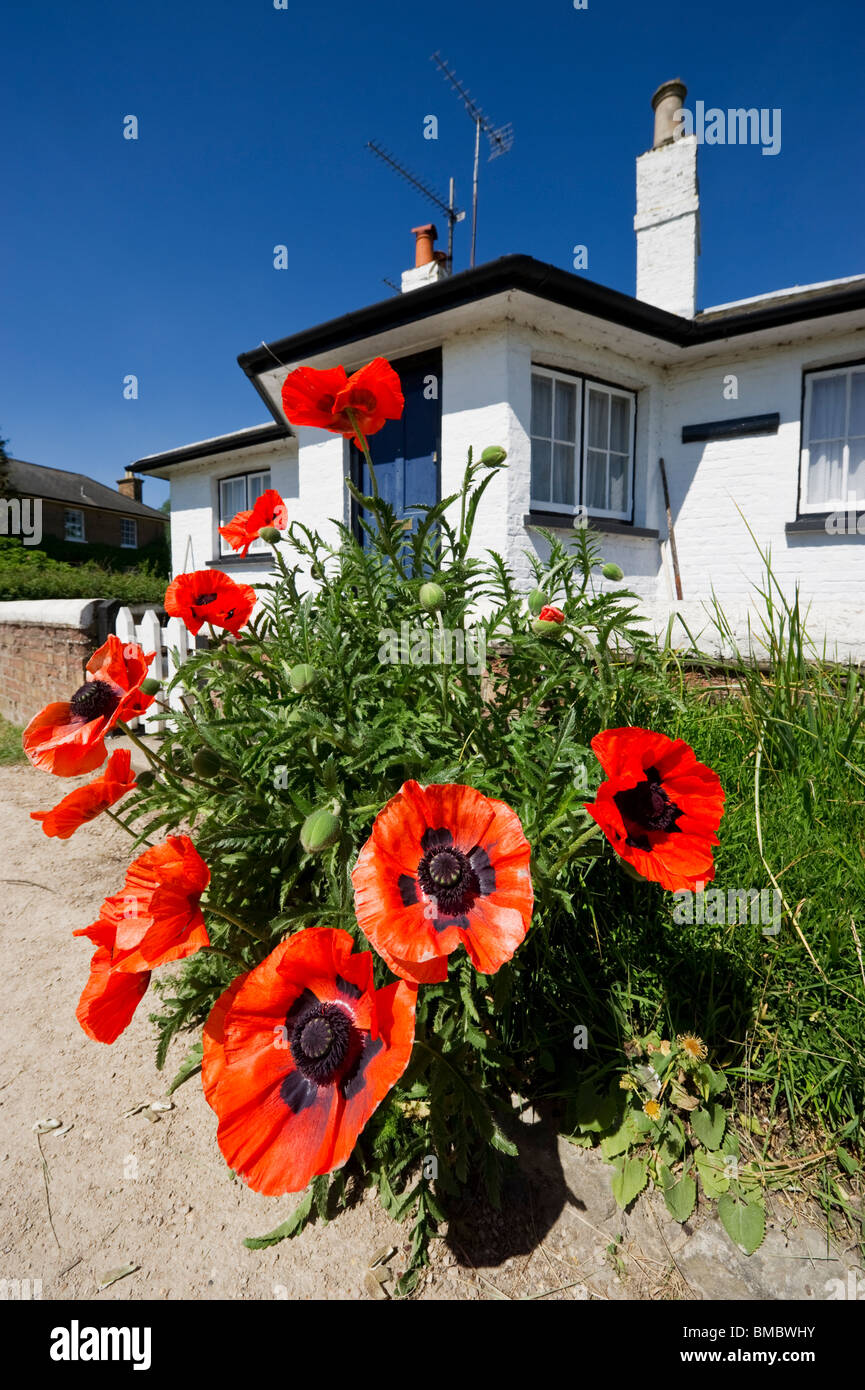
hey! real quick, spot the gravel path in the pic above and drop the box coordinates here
[1,744,860,1302]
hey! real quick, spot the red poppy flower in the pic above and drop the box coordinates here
[164,569,256,637]
[31,749,137,839]
[218,488,289,558]
[584,727,725,892]
[202,928,416,1195]
[280,358,404,449]
[352,781,533,985]
[74,834,210,974]
[537,605,565,623]
[22,636,155,777]
[76,938,151,1045]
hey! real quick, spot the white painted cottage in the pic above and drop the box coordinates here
[132,81,865,659]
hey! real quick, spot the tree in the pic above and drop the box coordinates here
[0,431,9,498]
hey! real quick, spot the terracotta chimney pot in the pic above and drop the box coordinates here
[412,223,439,268]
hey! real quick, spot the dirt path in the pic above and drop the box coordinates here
[1,749,860,1302]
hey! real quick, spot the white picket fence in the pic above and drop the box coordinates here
[114,606,193,733]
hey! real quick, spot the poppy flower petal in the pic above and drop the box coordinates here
[371,935,450,985]
[202,974,248,1113]
[30,748,137,838]
[335,979,417,1167]
[459,898,529,975]
[215,1069,341,1196]
[22,702,108,778]
[76,947,150,1044]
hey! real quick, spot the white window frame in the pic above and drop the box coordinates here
[529,368,636,521]
[65,508,85,542]
[799,363,865,514]
[120,518,138,548]
[581,381,635,522]
[218,469,272,556]
[529,367,582,515]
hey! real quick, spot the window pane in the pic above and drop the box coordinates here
[847,438,865,503]
[554,381,577,443]
[587,389,608,449]
[849,372,865,438]
[220,477,246,523]
[585,449,607,510]
[552,442,575,506]
[609,395,629,454]
[807,439,843,505]
[809,375,846,442]
[609,453,628,513]
[248,471,270,504]
[531,375,552,437]
[531,438,551,502]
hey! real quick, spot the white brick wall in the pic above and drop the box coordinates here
[165,314,865,658]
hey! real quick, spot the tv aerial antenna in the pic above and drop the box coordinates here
[430,52,513,267]
[366,140,465,272]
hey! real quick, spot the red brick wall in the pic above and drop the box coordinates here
[21,497,165,550]
[0,619,100,726]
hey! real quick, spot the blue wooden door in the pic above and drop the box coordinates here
[352,350,441,550]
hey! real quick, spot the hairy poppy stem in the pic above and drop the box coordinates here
[551,820,603,872]
[117,722,235,794]
[435,610,450,722]
[346,410,379,498]
[102,806,155,846]
[202,901,268,942]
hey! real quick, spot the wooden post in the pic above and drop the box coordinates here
[659,457,683,600]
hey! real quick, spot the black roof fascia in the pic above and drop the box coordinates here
[131,423,290,474]
[236,255,865,382]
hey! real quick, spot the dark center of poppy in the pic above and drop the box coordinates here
[614,765,684,850]
[69,679,120,723]
[345,388,377,414]
[194,592,218,606]
[316,393,336,413]
[289,1001,352,1084]
[417,845,480,916]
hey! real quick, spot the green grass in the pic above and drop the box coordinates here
[0,716,25,766]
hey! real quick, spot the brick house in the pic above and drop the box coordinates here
[3,458,167,553]
[130,79,865,659]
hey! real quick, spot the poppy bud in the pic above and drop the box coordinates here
[602,562,624,581]
[192,748,222,778]
[258,526,282,545]
[135,770,156,789]
[480,445,507,467]
[527,588,547,617]
[290,663,317,693]
[419,582,446,612]
[532,618,566,638]
[300,807,341,853]
[140,677,161,696]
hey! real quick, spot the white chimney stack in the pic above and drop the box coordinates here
[634,79,700,319]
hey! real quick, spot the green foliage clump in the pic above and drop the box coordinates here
[106,448,863,1285]
[0,537,166,603]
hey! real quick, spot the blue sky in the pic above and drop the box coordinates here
[2,0,862,507]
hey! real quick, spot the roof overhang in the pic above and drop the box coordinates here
[238,254,865,423]
[130,422,291,476]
